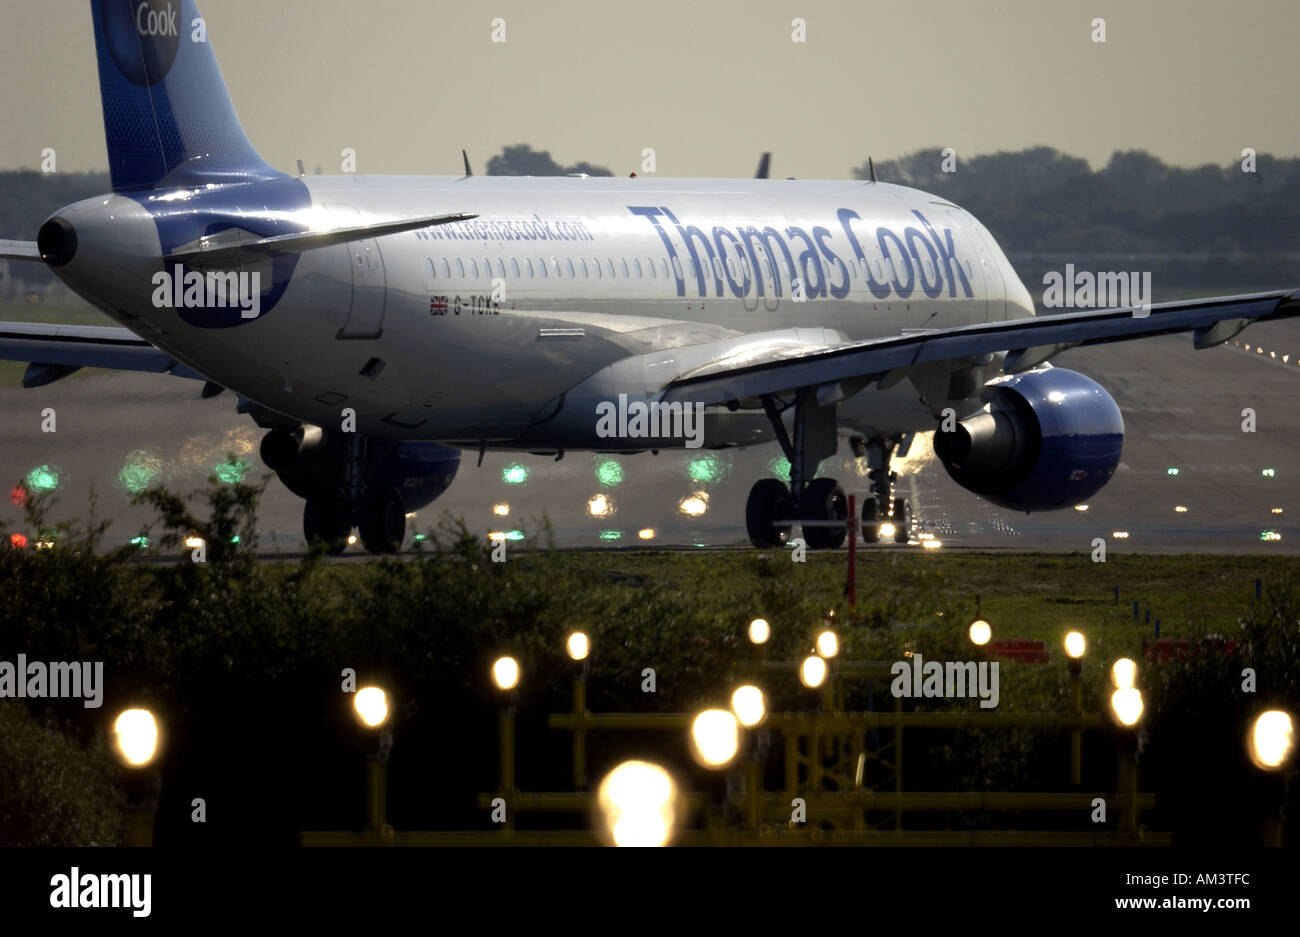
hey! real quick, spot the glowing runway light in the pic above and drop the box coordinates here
[587,494,613,517]
[1248,711,1294,769]
[1074,504,1089,512]
[1174,505,1188,513]
[492,503,510,516]
[354,686,389,728]
[1064,631,1086,659]
[1262,468,1276,478]
[1111,658,1137,690]
[921,539,942,550]
[9,534,28,549]
[800,655,827,689]
[1112,530,1130,539]
[492,656,520,691]
[690,709,740,768]
[1110,688,1144,727]
[816,630,839,659]
[748,618,771,645]
[879,522,897,539]
[637,528,656,540]
[969,620,992,646]
[678,493,708,517]
[597,761,677,847]
[731,685,767,727]
[567,631,590,661]
[113,708,159,767]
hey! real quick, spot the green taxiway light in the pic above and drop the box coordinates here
[213,459,251,484]
[502,464,529,485]
[596,459,623,487]
[599,530,622,541]
[25,465,60,492]
[1166,467,1180,476]
[688,456,723,484]
[768,456,791,482]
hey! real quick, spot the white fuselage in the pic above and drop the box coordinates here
[54,175,1036,450]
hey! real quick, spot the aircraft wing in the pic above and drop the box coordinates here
[660,289,1300,405]
[0,239,40,261]
[0,321,206,387]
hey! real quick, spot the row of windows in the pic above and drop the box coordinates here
[423,251,976,288]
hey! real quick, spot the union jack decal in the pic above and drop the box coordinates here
[430,296,448,316]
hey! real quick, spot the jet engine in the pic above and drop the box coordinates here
[932,367,1123,511]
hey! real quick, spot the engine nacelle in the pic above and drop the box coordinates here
[933,367,1123,512]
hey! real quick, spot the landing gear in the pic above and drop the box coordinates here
[747,388,843,549]
[267,427,414,556]
[800,478,848,550]
[358,485,406,554]
[746,478,795,548]
[303,496,351,554]
[856,435,913,545]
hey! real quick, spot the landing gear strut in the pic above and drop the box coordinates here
[856,434,913,545]
[745,389,845,549]
[266,428,409,555]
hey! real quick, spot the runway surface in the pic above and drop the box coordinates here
[2,314,1299,556]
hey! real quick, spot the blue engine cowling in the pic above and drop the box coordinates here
[933,367,1123,512]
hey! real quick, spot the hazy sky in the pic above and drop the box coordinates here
[2,0,1296,179]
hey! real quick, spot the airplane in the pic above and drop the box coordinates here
[2,0,1297,555]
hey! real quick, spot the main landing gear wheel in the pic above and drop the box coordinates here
[799,477,848,550]
[359,485,406,554]
[303,497,351,555]
[746,478,795,548]
[892,497,913,544]
[861,497,880,544]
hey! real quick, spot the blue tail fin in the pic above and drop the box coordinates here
[91,0,284,191]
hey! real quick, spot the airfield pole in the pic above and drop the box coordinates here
[846,495,857,609]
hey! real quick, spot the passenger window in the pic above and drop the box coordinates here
[592,258,601,279]
[633,258,642,278]
[538,257,547,278]
[510,257,520,278]
[606,258,615,278]
[566,258,575,278]
[712,257,723,280]
[726,257,737,280]
[552,257,562,277]
[456,258,465,278]
[525,257,534,277]
[425,257,436,289]
[646,258,655,279]
[671,257,682,280]
[441,258,451,278]
[620,258,629,278]
[470,259,479,278]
